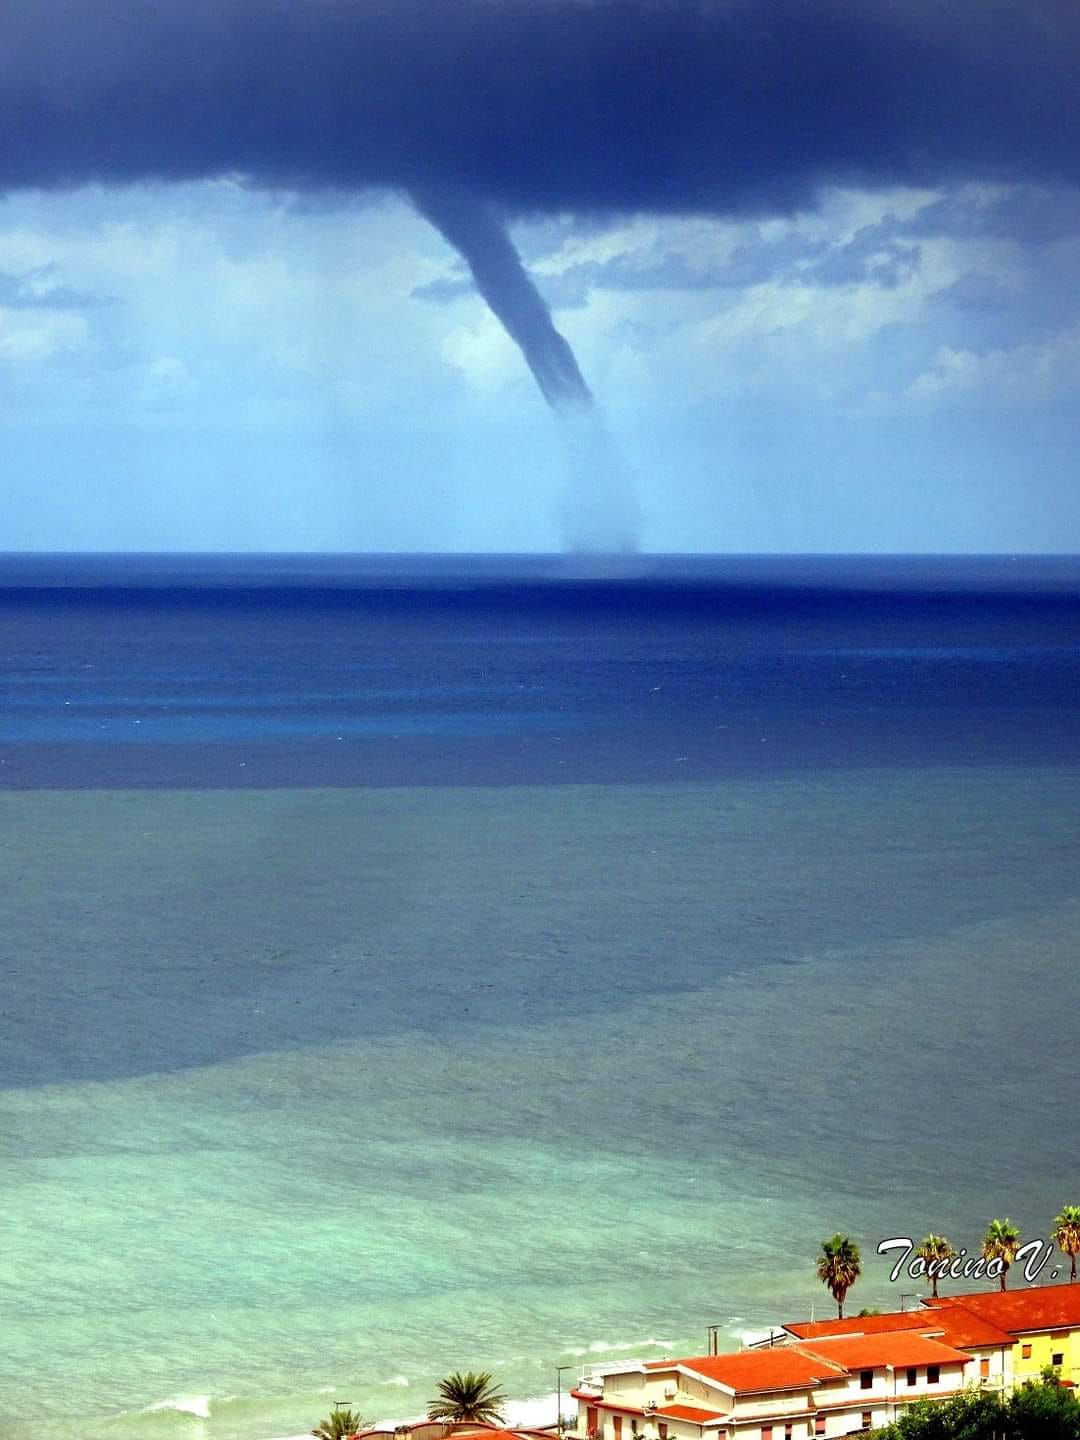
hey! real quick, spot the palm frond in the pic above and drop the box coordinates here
[427,1370,507,1424]
[817,1233,861,1316]
[1052,1206,1080,1279]
[312,1408,366,1440]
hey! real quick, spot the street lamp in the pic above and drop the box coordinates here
[556,1365,573,1436]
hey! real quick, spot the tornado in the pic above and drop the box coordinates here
[411,185,592,410]
[412,185,640,552]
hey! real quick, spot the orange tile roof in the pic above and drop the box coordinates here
[925,1310,1015,1348]
[927,1284,1080,1336]
[655,1405,728,1423]
[786,1313,934,1340]
[785,1307,1013,1350]
[800,1333,971,1371]
[645,1351,845,1393]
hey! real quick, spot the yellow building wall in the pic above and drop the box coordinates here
[1011,1327,1080,1386]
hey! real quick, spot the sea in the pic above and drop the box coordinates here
[2,553,1079,1440]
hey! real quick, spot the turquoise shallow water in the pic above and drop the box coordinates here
[2,766,1079,1439]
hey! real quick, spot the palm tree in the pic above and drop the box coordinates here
[817,1234,861,1319]
[982,1218,1021,1291]
[915,1233,957,1299]
[1052,1206,1080,1282]
[312,1408,366,1440]
[427,1371,507,1424]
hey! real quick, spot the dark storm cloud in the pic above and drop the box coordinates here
[904,187,1080,244]
[3,0,1079,218]
[414,226,921,310]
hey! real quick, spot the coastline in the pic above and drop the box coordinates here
[268,1391,572,1440]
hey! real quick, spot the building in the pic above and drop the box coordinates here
[572,1331,971,1440]
[783,1305,1014,1393]
[925,1281,1080,1387]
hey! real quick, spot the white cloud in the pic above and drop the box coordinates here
[2,177,1079,549]
[0,186,467,428]
[0,308,87,361]
[138,354,196,411]
[440,314,521,396]
[907,326,1080,409]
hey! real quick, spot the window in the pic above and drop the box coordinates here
[658,1427,668,1439]
[859,1369,873,1390]
[906,1368,917,1387]
[927,1366,940,1386]
[1022,1345,1032,1360]
[861,1414,872,1430]
[762,1427,772,1440]
[814,1416,826,1437]
[980,1358,990,1380]
[1053,1353,1065,1367]
[784,1428,793,1440]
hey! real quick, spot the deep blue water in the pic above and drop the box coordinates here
[3,555,1080,1440]
[2,553,1079,788]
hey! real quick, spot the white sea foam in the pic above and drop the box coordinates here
[283,1389,574,1438]
[143,1393,213,1418]
[585,1338,671,1354]
[381,1374,412,1387]
[502,1389,562,1428]
[741,1328,788,1349]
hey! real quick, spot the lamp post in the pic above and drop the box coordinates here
[556,1365,573,1437]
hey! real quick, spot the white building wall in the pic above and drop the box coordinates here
[731,1392,814,1419]
[810,1360,968,1409]
[577,1355,973,1440]
[967,1345,1011,1393]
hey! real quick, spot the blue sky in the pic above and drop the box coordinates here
[3,1,1079,552]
